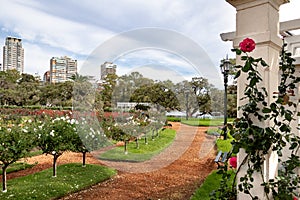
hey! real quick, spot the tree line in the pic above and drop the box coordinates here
[0,69,237,117]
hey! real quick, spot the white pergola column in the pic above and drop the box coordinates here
[226,0,289,199]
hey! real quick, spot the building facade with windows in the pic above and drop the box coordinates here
[50,56,77,83]
[3,37,24,73]
[100,61,116,80]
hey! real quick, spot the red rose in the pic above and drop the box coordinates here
[229,156,237,168]
[239,38,256,52]
[293,197,298,200]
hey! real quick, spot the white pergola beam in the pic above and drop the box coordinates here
[221,18,300,42]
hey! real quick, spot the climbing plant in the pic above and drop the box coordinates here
[211,38,300,200]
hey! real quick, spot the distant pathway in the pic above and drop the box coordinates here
[96,124,201,173]
[61,123,217,200]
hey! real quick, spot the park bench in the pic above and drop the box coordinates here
[214,150,229,169]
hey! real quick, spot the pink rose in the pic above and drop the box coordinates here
[229,156,237,168]
[239,38,256,52]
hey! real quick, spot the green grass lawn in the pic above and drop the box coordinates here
[191,170,235,200]
[0,162,36,175]
[0,163,116,200]
[99,128,176,162]
[181,118,234,127]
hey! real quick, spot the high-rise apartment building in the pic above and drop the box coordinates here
[3,37,24,73]
[100,61,116,80]
[50,56,77,83]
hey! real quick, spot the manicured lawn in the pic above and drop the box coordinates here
[0,162,36,175]
[181,118,234,127]
[99,128,176,162]
[216,138,234,152]
[191,170,235,200]
[0,163,116,200]
[206,127,235,153]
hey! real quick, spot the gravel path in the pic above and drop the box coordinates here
[61,123,217,200]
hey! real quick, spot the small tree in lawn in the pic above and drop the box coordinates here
[103,118,131,154]
[72,116,110,167]
[0,116,34,192]
[36,115,75,177]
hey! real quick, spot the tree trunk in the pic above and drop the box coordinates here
[124,140,128,154]
[135,138,139,149]
[152,129,154,140]
[53,154,59,177]
[82,151,86,167]
[144,132,148,144]
[2,165,8,192]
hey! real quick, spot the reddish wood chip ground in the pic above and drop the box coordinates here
[2,123,217,200]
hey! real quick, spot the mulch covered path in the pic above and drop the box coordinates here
[3,123,217,200]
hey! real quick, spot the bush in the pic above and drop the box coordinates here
[167,116,181,122]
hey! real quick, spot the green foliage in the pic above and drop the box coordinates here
[166,116,181,122]
[0,116,35,191]
[191,170,235,200]
[181,118,233,127]
[213,43,300,199]
[35,115,78,177]
[130,82,180,110]
[216,138,233,153]
[0,163,116,200]
[35,116,76,156]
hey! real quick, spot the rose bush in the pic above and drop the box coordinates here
[212,39,300,200]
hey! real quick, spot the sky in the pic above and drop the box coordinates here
[0,0,299,88]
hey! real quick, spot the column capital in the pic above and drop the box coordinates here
[226,0,289,10]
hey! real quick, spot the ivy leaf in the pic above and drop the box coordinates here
[242,60,251,72]
[289,142,298,150]
[250,77,258,87]
[233,48,242,55]
[260,59,268,67]
[235,70,241,79]
[262,107,271,113]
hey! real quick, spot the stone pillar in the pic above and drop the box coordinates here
[226,0,289,199]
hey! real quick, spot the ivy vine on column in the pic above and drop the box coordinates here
[211,38,300,200]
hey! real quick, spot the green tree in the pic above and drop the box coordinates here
[101,74,118,110]
[0,116,34,192]
[113,72,154,103]
[35,115,75,177]
[72,117,109,166]
[130,82,179,111]
[191,77,212,115]
[40,81,73,107]
[0,69,20,105]
[16,73,40,106]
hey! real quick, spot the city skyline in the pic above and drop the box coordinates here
[0,1,299,85]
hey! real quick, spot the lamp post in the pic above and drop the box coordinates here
[220,55,231,140]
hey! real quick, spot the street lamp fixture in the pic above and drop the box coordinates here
[220,55,231,140]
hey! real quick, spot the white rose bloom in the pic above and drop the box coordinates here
[50,130,55,137]
[70,119,75,124]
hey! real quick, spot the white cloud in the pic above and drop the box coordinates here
[0,0,113,55]
[0,0,299,82]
